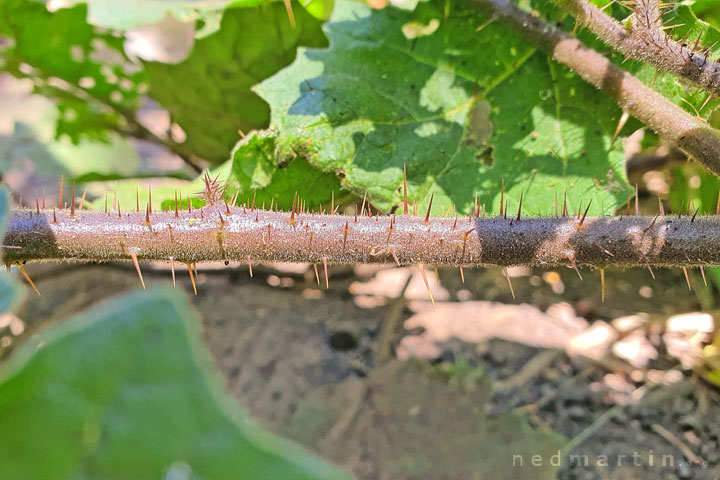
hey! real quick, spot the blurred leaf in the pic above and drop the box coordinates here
[684,0,720,28]
[57,0,243,32]
[0,0,145,143]
[667,163,720,215]
[229,130,343,209]
[0,186,24,314]
[71,170,192,183]
[85,160,233,211]
[144,2,328,165]
[256,0,632,213]
[302,0,334,20]
[0,288,351,479]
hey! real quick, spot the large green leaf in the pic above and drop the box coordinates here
[0,0,145,144]
[144,2,328,164]
[255,0,632,213]
[0,287,350,479]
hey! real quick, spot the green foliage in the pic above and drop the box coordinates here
[254,0,632,213]
[58,0,239,32]
[144,2,328,164]
[0,287,350,480]
[229,130,343,209]
[0,0,144,143]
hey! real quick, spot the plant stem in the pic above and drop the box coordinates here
[4,206,719,268]
[469,0,720,177]
[551,0,720,98]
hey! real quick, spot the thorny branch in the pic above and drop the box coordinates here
[552,0,720,98]
[469,0,720,177]
[4,204,720,269]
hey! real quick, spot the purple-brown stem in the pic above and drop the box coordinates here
[470,0,720,177]
[551,0,720,98]
[3,205,720,268]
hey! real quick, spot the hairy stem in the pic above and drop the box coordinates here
[551,0,720,98]
[469,0,720,177]
[3,205,719,268]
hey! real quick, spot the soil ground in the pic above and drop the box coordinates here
[6,260,720,480]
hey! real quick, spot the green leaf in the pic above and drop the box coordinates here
[0,288,351,480]
[144,2,328,164]
[0,186,24,314]
[256,0,632,214]
[301,0,335,20]
[229,130,343,209]
[0,0,145,144]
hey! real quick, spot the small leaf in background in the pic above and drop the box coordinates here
[0,288,350,480]
[256,0,631,213]
[144,2,328,165]
[230,130,343,209]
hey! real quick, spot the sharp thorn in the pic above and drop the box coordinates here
[566,253,583,280]
[682,266,691,290]
[323,257,329,289]
[611,111,630,148]
[130,251,145,290]
[391,249,401,267]
[314,263,320,285]
[635,184,639,215]
[579,199,592,226]
[643,255,655,279]
[424,193,434,222]
[516,191,523,221]
[691,205,700,222]
[403,164,408,215]
[459,265,465,283]
[248,256,253,277]
[418,264,435,307]
[70,182,75,217]
[16,263,40,296]
[643,214,659,233]
[186,262,197,295]
[58,174,63,210]
[170,257,176,287]
[503,267,515,299]
[701,265,708,286]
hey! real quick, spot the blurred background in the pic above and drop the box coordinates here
[2,0,720,479]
